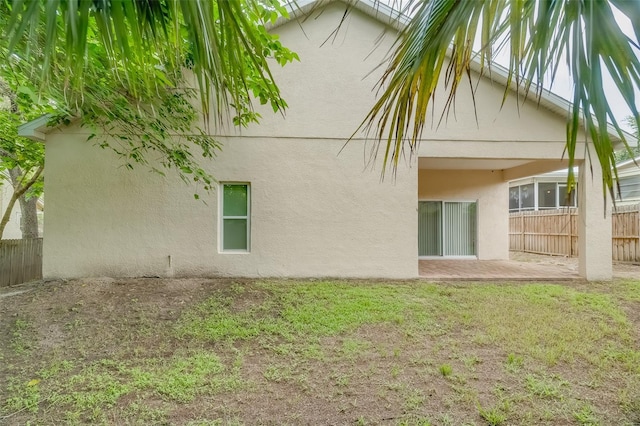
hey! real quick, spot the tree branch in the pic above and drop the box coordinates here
[0,147,18,162]
[13,164,44,199]
[0,164,43,239]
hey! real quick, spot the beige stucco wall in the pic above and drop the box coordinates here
[418,169,509,260]
[43,131,418,279]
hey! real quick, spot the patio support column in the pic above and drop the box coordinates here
[577,161,612,281]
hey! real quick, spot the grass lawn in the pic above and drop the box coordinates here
[1,277,639,425]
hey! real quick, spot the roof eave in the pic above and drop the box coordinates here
[17,114,52,142]
[469,61,637,148]
[271,0,410,31]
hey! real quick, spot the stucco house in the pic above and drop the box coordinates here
[19,0,631,281]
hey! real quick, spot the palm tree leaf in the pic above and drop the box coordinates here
[359,0,640,202]
[3,0,290,126]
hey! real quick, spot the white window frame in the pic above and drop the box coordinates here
[509,181,578,212]
[220,182,251,253]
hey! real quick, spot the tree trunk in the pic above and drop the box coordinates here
[19,195,39,238]
[9,166,39,238]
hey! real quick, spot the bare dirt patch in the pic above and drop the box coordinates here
[510,251,640,279]
[1,277,639,425]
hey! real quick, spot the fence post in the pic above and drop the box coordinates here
[567,209,572,257]
[520,212,525,252]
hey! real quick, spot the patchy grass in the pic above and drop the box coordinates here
[1,277,639,424]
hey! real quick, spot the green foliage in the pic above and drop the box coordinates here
[1,279,639,424]
[263,364,295,383]
[38,360,75,380]
[442,284,636,367]
[403,388,425,411]
[397,416,432,426]
[359,0,640,199]
[3,0,296,122]
[0,351,241,421]
[0,78,48,237]
[10,317,33,354]
[505,353,524,373]
[614,116,640,163]
[1,0,298,196]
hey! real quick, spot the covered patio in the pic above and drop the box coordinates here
[418,155,613,281]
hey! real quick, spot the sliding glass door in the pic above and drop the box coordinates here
[418,201,477,257]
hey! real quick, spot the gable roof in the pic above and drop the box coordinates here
[18,114,52,141]
[276,0,635,146]
[19,0,637,147]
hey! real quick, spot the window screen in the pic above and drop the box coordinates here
[221,184,250,251]
[538,183,557,209]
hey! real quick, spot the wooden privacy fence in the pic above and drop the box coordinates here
[0,238,43,287]
[509,204,640,262]
[613,204,640,262]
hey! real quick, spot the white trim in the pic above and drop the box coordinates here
[509,180,578,211]
[616,156,640,169]
[219,182,251,253]
[17,114,53,142]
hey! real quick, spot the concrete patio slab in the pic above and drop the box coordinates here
[419,257,580,281]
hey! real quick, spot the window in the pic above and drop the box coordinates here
[618,175,640,200]
[558,184,577,207]
[221,183,250,251]
[419,201,477,257]
[520,184,535,210]
[538,183,557,209]
[509,181,578,211]
[509,187,520,211]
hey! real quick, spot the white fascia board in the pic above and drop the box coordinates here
[616,156,640,170]
[469,60,636,148]
[17,114,53,142]
[274,0,410,31]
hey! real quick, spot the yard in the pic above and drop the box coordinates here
[1,276,639,425]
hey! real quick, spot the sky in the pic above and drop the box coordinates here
[374,0,638,133]
[534,6,637,132]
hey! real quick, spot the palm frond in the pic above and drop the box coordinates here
[3,0,290,123]
[360,0,640,198]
